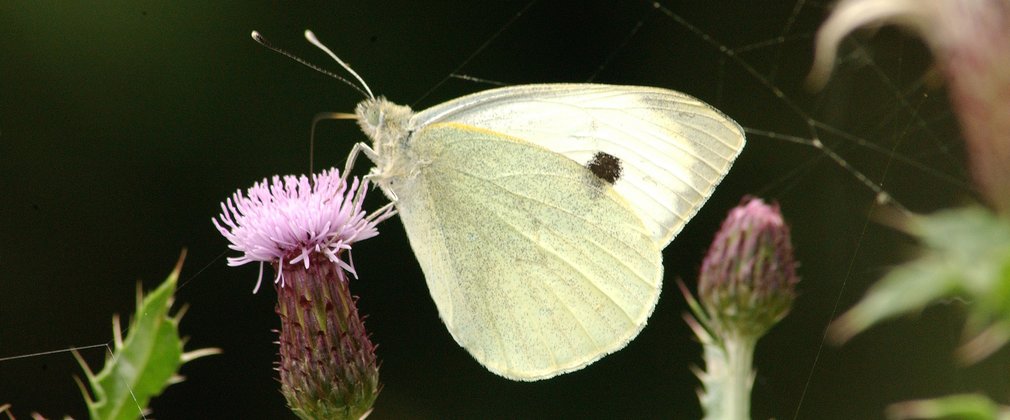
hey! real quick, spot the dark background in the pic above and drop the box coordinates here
[1,1,999,419]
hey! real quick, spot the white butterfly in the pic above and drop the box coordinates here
[258,30,746,381]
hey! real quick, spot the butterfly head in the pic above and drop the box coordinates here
[355,97,415,191]
[355,97,413,146]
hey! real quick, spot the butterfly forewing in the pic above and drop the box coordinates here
[410,84,746,247]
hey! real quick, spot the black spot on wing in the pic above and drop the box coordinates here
[586,151,622,184]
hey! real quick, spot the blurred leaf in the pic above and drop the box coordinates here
[74,251,219,420]
[886,394,1010,420]
[831,207,1010,361]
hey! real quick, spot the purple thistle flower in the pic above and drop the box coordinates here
[213,168,391,292]
[214,167,393,419]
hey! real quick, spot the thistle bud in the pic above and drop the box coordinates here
[699,197,799,339]
[686,197,799,420]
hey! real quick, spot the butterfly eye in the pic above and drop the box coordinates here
[357,102,379,129]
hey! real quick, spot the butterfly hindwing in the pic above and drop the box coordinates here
[389,122,663,380]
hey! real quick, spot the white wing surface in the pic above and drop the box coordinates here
[410,84,746,247]
[391,122,662,380]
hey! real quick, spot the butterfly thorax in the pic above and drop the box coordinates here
[355,97,416,198]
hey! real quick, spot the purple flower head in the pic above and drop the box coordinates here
[698,197,799,337]
[213,167,393,292]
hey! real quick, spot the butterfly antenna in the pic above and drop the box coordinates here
[304,30,375,100]
[251,31,370,99]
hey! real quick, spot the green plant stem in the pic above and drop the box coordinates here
[727,333,757,420]
[701,332,757,420]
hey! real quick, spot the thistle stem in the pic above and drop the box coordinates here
[701,332,757,420]
[726,333,757,420]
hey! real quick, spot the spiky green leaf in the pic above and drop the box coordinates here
[75,253,218,420]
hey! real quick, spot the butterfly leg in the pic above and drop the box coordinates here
[366,201,397,223]
[341,141,380,185]
[343,141,400,205]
